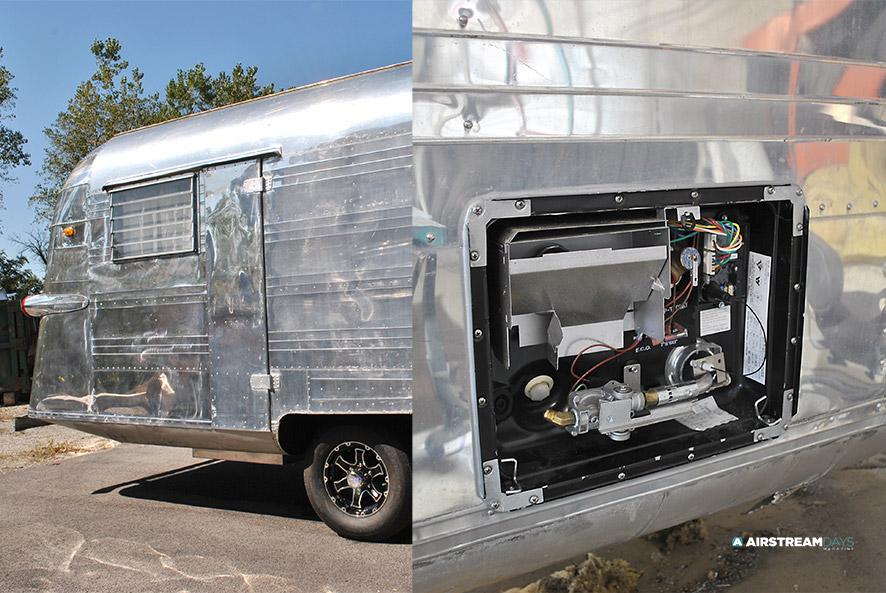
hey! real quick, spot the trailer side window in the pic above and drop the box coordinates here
[110,176,196,261]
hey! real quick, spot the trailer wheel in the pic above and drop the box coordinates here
[304,425,410,541]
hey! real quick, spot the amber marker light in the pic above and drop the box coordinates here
[63,227,76,237]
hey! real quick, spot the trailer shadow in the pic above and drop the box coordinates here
[91,459,320,521]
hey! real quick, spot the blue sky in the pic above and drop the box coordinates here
[0,0,411,273]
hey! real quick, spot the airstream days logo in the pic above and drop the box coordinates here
[732,536,855,550]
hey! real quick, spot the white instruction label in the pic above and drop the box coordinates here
[743,251,771,384]
[699,305,731,336]
[676,397,739,431]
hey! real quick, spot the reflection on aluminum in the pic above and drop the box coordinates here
[412,1,886,591]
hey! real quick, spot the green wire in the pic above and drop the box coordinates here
[670,231,698,244]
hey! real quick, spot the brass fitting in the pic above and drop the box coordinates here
[644,390,659,407]
[543,409,576,427]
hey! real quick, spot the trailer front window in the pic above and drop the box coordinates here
[110,176,197,261]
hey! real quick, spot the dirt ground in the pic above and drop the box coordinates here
[475,452,886,593]
[0,405,115,475]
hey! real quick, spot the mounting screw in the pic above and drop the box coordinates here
[483,464,493,475]
[515,200,526,210]
[463,120,474,130]
[783,424,789,431]
[790,337,798,345]
[787,392,793,401]
[591,416,598,424]
[688,453,696,461]
[470,250,480,262]
[796,222,804,232]
[458,13,469,26]
[874,201,880,207]
[472,205,484,216]
[796,188,803,196]
[474,328,484,340]
[529,495,540,505]
[767,186,775,195]
[617,472,626,480]
[490,501,500,510]
[690,190,699,199]
[756,434,765,442]
[846,203,853,211]
[614,195,624,204]
[794,283,801,291]
[425,232,436,244]
[606,416,614,423]
[819,203,826,211]
[478,396,487,407]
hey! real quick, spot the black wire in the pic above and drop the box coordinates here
[744,301,768,376]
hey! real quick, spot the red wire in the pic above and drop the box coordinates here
[666,278,692,307]
[569,342,620,379]
[571,337,642,392]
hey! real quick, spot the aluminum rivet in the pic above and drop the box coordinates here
[846,203,852,211]
[463,120,474,130]
[783,424,789,431]
[425,232,436,244]
[790,337,798,345]
[617,472,626,480]
[767,186,775,195]
[874,201,879,207]
[796,222,804,231]
[515,200,526,210]
[796,188,803,196]
[757,434,765,442]
[614,195,624,204]
[490,501,500,510]
[483,465,492,475]
[470,250,480,261]
[819,203,826,211]
[529,495,539,505]
[787,393,793,401]
[472,205,484,216]
[474,328,483,340]
[478,397,487,407]
[690,190,699,199]
[794,283,801,291]
[458,14,469,27]
[688,453,695,460]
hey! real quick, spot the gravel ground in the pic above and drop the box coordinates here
[472,453,886,593]
[0,405,115,474]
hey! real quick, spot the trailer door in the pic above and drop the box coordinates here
[204,159,270,431]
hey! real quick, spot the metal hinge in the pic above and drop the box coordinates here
[243,174,272,193]
[250,373,281,391]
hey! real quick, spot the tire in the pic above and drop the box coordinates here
[303,425,410,541]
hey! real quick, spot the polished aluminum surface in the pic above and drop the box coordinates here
[412,1,886,591]
[30,64,413,446]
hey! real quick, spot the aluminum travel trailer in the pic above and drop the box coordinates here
[412,1,886,590]
[25,64,413,541]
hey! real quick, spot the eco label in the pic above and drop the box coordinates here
[699,305,731,336]
[743,251,771,384]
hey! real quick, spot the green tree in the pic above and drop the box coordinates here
[30,38,160,223]
[0,251,43,295]
[0,47,31,217]
[161,62,275,119]
[31,38,277,226]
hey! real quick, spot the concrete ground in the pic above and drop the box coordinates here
[0,409,411,593]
